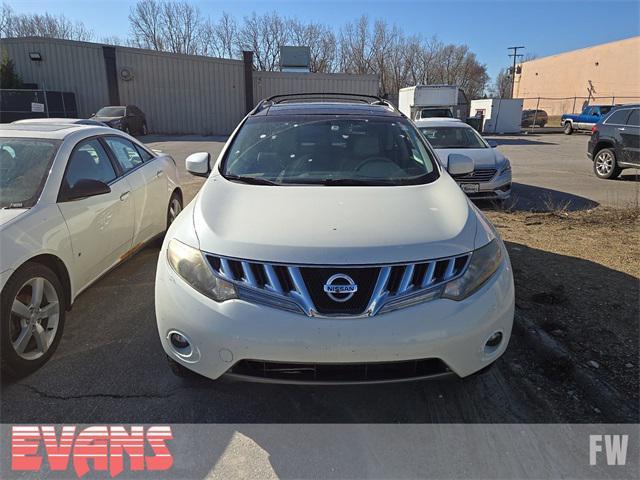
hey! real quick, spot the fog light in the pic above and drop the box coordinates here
[485,331,503,351]
[170,332,190,349]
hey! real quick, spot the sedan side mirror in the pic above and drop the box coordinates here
[447,154,474,175]
[63,179,111,201]
[487,139,498,148]
[186,152,211,177]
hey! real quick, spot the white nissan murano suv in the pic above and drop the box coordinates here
[155,94,515,384]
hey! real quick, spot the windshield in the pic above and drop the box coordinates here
[221,116,438,185]
[0,138,60,208]
[96,106,125,117]
[419,126,488,149]
[420,108,453,118]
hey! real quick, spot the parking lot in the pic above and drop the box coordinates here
[1,132,637,424]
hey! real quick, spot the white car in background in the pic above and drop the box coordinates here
[415,119,512,201]
[0,123,183,377]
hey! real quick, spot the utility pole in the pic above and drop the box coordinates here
[508,46,524,98]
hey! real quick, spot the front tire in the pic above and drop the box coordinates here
[1,263,66,379]
[593,148,621,179]
[563,122,573,135]
[167,192,183,230]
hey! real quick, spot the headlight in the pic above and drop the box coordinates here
[166,239,237,302]
[442,239,503,301]
[497,160,511,175]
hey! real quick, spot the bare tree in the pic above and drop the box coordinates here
[288,19,336,73]
[237,11,290,70]
[0,3,12,38]
[1,3,92,41]
[128,0,165,50]
[161,0,202,54]
[129,0,204,54]
[201,12,237,58]
[492,68,512,98]
[338,15,375,75]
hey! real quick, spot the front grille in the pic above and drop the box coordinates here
[228,358,450,383]
[205,252,471,317]
[452,168,497,183]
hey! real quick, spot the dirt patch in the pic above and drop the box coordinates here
[486,207,639,420]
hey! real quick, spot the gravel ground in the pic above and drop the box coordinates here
[487,207,639,421]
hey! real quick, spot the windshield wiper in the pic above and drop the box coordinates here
[224,175,277,186]
[317,178,396,186]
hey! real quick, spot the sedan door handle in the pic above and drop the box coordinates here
[618,127,626,131]
[120,191,130,201]
[156,170,164,178]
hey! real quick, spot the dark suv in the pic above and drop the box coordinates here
[588,105,640,179]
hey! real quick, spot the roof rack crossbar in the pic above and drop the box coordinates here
[251,92,400,114]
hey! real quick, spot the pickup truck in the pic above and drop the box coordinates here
[561,105,614,134]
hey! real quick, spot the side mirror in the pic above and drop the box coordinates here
[487,139,498,148]
[63,179,111,201]
[447,154,474,175]
[186,152,211,177]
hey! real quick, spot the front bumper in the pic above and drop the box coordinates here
[458,170,512,201]
[155,251,515,383]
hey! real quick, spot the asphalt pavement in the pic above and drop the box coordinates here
[1,133,638,425]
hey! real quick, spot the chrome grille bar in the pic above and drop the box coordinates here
[263,264,283,293]
[205,253,472,318]
[422,262,436,287]
[241,262,258,286]
[397,264,414,293]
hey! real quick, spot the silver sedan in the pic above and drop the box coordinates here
[415,119,512,201]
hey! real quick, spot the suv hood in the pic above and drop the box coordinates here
[434,148,502,169]
[192,173,478,265]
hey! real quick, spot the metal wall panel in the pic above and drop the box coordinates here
[3,38,381,134]
[253,72,379,104]
[116,47,246,135]
[2,37,109,118]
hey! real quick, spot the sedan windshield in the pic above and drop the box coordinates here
[0,138,60,208]
[221,116,438,185]
[419,126,488,149]
[96,107,125,117]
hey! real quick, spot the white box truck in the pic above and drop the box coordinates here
[470,99,523,134]
[398,85,470,120]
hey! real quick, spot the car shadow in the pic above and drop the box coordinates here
[483,136,557,146]
[475,182,599,212]
[618,171,640,182]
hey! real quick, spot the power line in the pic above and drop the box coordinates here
[508,46,525,98]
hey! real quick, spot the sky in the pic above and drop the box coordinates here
[6,0,640,81]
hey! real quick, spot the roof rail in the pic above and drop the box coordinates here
[252,92,398,114]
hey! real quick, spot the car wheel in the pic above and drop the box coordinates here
[1,263,66,378]
[593,148,621,179]
[167,192,183,230]
[563,122,573,135]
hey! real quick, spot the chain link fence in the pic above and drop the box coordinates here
[0,89,78,123]
[519,96,640,131]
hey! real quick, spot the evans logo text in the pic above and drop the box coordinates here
[11,425,173,478]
